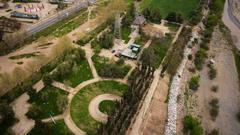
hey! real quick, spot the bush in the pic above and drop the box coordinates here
[237,111,240,122]
[209,129,219,135]
[26,103,42,120]
[0,101,17,134]
[211,85,218,92]
[42,74,53,86]
[194,49,207,70]
[188,54,193,60]
[189,75,200,91]
[116,57,125,66]
[92,55,131,79]
[208,65,217,80]
[98,32,114,49]
[183,115,203,135]
[209,98,219,120]
[76,35,93,45]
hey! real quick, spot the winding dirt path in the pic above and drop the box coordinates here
[11,93,35,135]
[88,94,121,123]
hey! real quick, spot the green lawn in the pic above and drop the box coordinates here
[121,26,132,43]
[57,60,93,87]
[92,55,131,79]
[150,36,172,68]
[28,120,73,135]
[29,86,68,119]
[31,9,88,39]
[70,81,128,135]
[140,0,199,19]
[52,11,88,37]
[99,100,117,115]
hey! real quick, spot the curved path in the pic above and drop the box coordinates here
[223,0,240,49]
[64,78,127,135]
[88,94,121,123]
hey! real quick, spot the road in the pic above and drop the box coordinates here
[26,0,90,36]
[222,0,240,49]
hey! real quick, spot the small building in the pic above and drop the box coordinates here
[10,11,39,20]
[121,44,141,59]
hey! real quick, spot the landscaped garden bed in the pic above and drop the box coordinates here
[70,80,128,135]
[56,59,93,87]
[92,55,131,79]
[26,86,68,119]
[28,120,73,135]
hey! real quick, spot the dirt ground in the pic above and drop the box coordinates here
[141,75,169,135]
[191,29,240,134]
[11,93,35,135]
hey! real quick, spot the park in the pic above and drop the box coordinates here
[0,0,207,135]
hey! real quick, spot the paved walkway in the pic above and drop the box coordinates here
[41,114,64,123]
[33,80,44,92]
[52,81,73,93]
[11,93,35,135]
[88,94,121,123]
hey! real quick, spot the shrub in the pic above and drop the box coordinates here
[209,98,219,120]
[27,88,38,103]
[209,129,219,135]
[237,111,240,122]
[56,95,68,112]
[211,85,218,92]
[188,54,193,60]
[0,101,17,134]
[116,57,125,66]
[183,115,203,135]
[26,103,42,120]
[92,55,131,79]
[189,75,200,91]
[98,31,114,49]
[208,65,217,80]
[42,74,53,86]
[194,49,207,70]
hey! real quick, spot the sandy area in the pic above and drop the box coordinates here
[141,75,170,135]
[11,93,35,135]
[193,29,240,134]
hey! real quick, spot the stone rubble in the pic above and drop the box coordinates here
[164,29,200,135]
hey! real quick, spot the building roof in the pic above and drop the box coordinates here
[121,44,141,59]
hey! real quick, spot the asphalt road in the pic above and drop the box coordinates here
[26,0,90,36]
[222,0,240,49]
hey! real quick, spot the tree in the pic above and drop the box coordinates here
[122,3,135,26]
[98,32,114,49]
[188,76,200,91]
[140,47,157,68]
[51,36,74,58]
[142,8,162,24]
[165,12,184,23]
[2,30,26,49]
[0,100,17,134]
[183,115,203,135]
